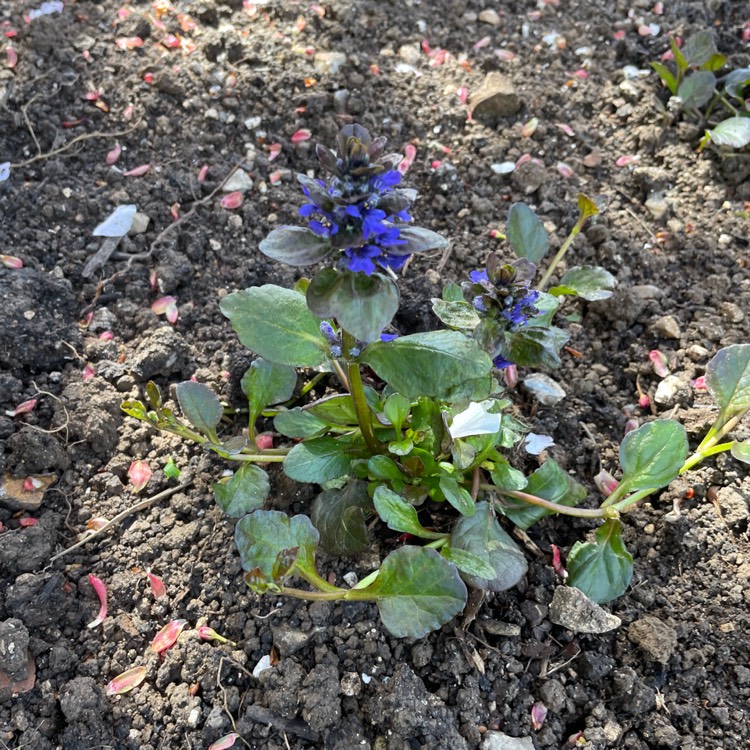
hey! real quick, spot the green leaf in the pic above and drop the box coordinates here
[706,117,750,149]
[361,330,493,401]
[235,510,320,581]
[214,464,270,518]
[306,394,359,426]
[283,436,364,484]
[388,437,413,456]
[703,52,726,72]
[490,458,528,492]
[438,476,476,517]
[618,419,688,492]
[731,441,750,465]
[525,291,560,328]
[175,381,223,437]
[396,226,449,255]
[367,455,407,482]
[311,480,372,555]
[506,326,570,369]
[549,265,616,301]
[383,393,411,434]
[576,193,600,222]
[258,226,333,266]
[682,30,717,68]
[500,458,587,530]
[724,68,750,100]
[358,546,467,638]
[670,36,688,73]
[567,519,633,603]
[706,344,750,418]
[450,501,528,592]
[441,546,497,580]
[241,358,297,428]
[373,486,443,539]
[442,282,465,302]
[431,298,481,330]
[651,61,677,94]
[307,268,399,343]
[220,285,328,367]
[121,400,149,421]
[273,408,328,438]
[506,203,549,263]
[677,70,716,110]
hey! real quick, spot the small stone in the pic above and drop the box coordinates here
[204,107,219,120]
[398,44,421,65]
[512,159,547,195]
[644,192,670,221]
[522,374,566,406]
[631,285,663,300]
[340,671,361,697]
[686,344,710,361]
[718,301,744,323]
[651,314,681,339]
[222,169,254,194]
[716,486,749,529]
[481,620,521,637]
[480,731,535,750]
[0,619,30,677]
[549,586,621,634]
[313,51,347,74]
[628,616,677,663]
[470,72,521,120]
[478,9,501,26]
[654,375,687,408]
[271,626,318,657]
[244,116,262,130]
[129,212,151,234]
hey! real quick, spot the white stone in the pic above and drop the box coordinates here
[522,374,566,406]
[481,731,535,750]
[222,169,254,194]
[478,9,501,26]
[130,212,151,234]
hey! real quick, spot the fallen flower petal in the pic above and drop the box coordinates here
[494,48,517,62]
[106,144,122,165]
[19,517,38,527]
[106,665,147,696]
[128,460,152,494]
[556,161,575,178]
[0,163,12,184]
[99,331,114,342]
[23,476,44,491]
[521,117,539,137]
[151,295,177,314]
[6,399,37,417]
[449,402,502,440]
[556,122,575,136]
[524,432,555,455]
[197,164,209,182]
[92,204,137,238]
[624,418,639,435]
[123,164,151,177]
[208,733,239,750]
[252,654,273,678]
[531,701,548,731]
[220,192,244,209]
[648,350,670,378]
[638,393,650,409]
[87,574,108,629]
[82,364,95,381]
[6,46,17,68]
[267,143,282,161]
[151,619,188,653]
[398,143,417,175]
[147,571,167,599]
[115,36,143,50]
[550,544,567,579]
[615,154,639,167]
[290,128,311,144]
[198,626,237,646]
[86,517,109,531]
[690,375,707,389]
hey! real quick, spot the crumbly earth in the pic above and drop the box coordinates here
[1,1,748,749]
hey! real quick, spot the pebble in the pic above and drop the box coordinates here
[631,284,663,300]
[481,731,535,750]
[397,44,421,65]
[470,72,521,120]
[204,107,219,120]
[478,9,501,26]
[644,192,670,221]
[222,169,254,194]
[686,344,710,361]
[549,586,621,634]
[651,314,681,339]
[654,375,685,407]
[522,374,566,406]
[314,51,347,74]
[627,616,677,663]
[340,672,361,697]
[129,212,151,234]
[718,301,744,323]
[512,159,547,195]
[0,619,30,676]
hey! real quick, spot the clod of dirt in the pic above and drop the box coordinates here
[5,571,69,628]
[129,326,191,380]
[0,513,62,576]
[512,159,548,195]
[0,619,30,678]
[301,664,341,732]
[549,586,621,633]
[628,616,678,663]
[59,380,122,459]
[59,676,112,750]
[0,269,81,375]
[6,427,69,475]
[271,624,321,657]
[480,731,534,750]
[716,483,750,531]
[469,72,521,120]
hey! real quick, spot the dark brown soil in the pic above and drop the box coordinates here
[1,1,749,749]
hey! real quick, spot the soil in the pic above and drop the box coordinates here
[1,1,749,749]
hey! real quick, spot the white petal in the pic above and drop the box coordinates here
[93,204,137,237]
[448,402,502,440]
[0,162,10,183]
[524,433,555,455]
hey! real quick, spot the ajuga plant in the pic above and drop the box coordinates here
[123,126,750,637]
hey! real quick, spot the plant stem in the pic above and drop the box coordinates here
[610,487,657,513]
[424,535,450,549]
[299,566,347,594]
[342,330,380,454]
[299,371,327,397]
[480,484,615,519]
[682,408,748,474]
[228,453,287,463]
[537,216,585,291]
[280,586,347,602]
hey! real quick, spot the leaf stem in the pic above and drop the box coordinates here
[228,453,287,463]
[342,330,380,454]
[279,586,347,601]
[537,215,586,291]
[481,484,615,519]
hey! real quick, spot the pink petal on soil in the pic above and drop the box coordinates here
[473,36,491,50]
[531,702,548,731]
[87,574,108,629]
[166,303,179,325]
[220,191,244,209]
[128,460,152,494]
[269,170,284,185]
[398,144,417,175]
[147,572,167,599]
[456,86,469,104]
[556,122,575,136]
[151,295,177,314]
[612,29,627,41]
[255,432,275,450]
[149,269,159,292]
[23,476,44,491]
[208,733,239,750]
[615,154,639,167]
[653,2,664,13]
[494,48,517,62]
[267,143,282,161]
[648,349,670,378]
[503,364,518,388]
[170,203,180,221]
[550,544,567,579]
[197,164,209,182]
[115,37,143,50]
[123,104,135,121]
[162,34,181,49]
[290,128,311,144]
[431,160,442,169]
[123,164,151,177]
[690,375,707,389]
[556,161,575,178]
[198,626,237,646]
[19,517,38,527]
[85,90,101,101]
[582,150,602,168]
[1,254,22,268]
[106,665,147,696]
[521,117,539,137]
[6,47,17,68]
[99,330,114,342]
[106,144,122,165]
[82,364,95,381]
[624,418,639,435]
[6,399,37,417]
[151,619,188,653]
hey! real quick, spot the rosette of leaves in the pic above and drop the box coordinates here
[258,124,448,342]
